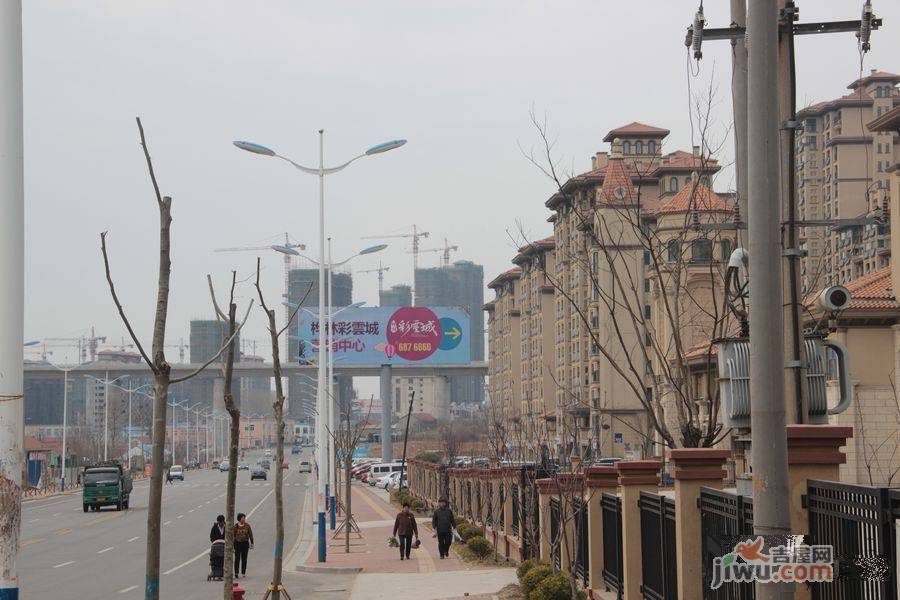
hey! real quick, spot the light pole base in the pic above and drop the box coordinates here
[317,512,327,562]
[329,496,336,530]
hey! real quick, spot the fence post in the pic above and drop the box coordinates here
[536,478,555,563]
[585,466,618,593]
[616,460,661,600]
[785,425,852,600]
[667,448,731,600]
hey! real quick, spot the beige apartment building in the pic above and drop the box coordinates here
[484,268,522,434]
[796,70,898,294]
[392,375,451,421]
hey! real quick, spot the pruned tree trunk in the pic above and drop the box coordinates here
[222,302,239,599]
[344,459,352,554]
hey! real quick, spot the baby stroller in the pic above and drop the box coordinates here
[208,539,225,581]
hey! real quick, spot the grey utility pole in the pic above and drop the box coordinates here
[747,2,793,599]
[731,0,749,218]
[0,3,24,599]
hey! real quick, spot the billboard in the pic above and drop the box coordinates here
[293,306,470,366]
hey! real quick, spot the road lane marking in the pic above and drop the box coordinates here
[84,512,123,527]
[162,487,275,576]
[164,521,171,525]
[28,518,39,523]
[119,586,138,594]
[127,536,140,542]
[20,538,44,548]
[55,528,72,536]
[177,515,184,519]
[98,546,115,554]
[53,561,75,568]
[53,512,61,517]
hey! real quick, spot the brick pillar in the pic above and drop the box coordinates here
[585,466,618,591]
[667,448,731,600]
[616,460,661,600]
[536,478,554,563]
[785,425,852,600]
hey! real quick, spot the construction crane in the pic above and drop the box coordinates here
[362,225,429,270]
[108,337,190,362]
[214,233,305,357]
[358,261,391,294]
[412,238,458,267]
[46,327,107,363]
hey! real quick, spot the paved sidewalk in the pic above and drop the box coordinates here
[301,483,515,599]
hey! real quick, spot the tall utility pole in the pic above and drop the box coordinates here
[747,2,793,599]
[731,0,749,218]
[0,3,24,600]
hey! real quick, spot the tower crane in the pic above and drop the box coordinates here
[361,225,429,270]
[411,238,458,267]
[46,327,106,362]
[358,261,391,293]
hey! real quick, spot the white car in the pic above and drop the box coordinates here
[264,449,273,457]
[218,460,230,472]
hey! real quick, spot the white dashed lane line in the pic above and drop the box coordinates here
[127,536,140,542]
[97,546,114,554]
[53,561,75,569]
[119,585,138,594]
[164,521,171,526]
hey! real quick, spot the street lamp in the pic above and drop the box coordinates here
[185,402,202,466]
[167,399,188,465]
[84,373,130,461]
[234,131,405,562]
[109,381,153,473]
[48,359,92,490]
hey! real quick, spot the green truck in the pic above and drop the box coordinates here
[82,462,133,512]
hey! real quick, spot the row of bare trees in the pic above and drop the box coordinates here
[102,119,307,600]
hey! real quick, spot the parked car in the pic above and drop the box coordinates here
[264,449,273,457]
[280,462,289,470]
[251,468,267,481]
[218,460,230,472]
[260,459,271,470]
[168,465,184,481]
[238,463,250,471]
[298,460,312,473]
[593,457,623,467]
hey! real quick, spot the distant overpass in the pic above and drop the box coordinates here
[23,361,488,380]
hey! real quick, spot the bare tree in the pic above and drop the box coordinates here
[254,259,309,600]
[207,273,253,600]
[100,119,247,600]
[329,395,374,553]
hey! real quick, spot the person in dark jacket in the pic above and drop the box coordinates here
[392,502,418,560]
[210,514,226,543]
[431,498,456,558]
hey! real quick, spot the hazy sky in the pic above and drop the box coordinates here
[22,1,900,367]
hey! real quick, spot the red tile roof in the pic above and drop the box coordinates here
[487,267,522,289]
[797,90,873,117]
[841,267,896,309]
[597,156,636,205]
[655,182,730,214]
[603,122,670,142]
[848,70,900,89]
[652,150,720,173]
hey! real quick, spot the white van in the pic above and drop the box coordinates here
[366,462,403,485]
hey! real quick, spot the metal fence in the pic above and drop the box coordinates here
[806,480,899,600]
[573,497,590,588]
[486,482,493,527]
[511,483,520,537]
[639,491,677,600]
[550,497,561,570]
[499,483,506,529]
[601,492,624,598]
[700,487,755,600]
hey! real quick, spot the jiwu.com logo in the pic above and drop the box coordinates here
[711,537,833,589]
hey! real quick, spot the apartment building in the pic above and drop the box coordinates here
[485,268,522,422]
[796,70,899,293]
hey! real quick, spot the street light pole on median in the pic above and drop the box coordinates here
[234,132,405,563]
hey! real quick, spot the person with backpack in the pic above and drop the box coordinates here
[431,498,456,558]
[392,502,418,560]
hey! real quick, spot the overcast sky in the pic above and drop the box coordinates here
[22,1,900,368]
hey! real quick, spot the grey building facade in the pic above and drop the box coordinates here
[379,284,412,307]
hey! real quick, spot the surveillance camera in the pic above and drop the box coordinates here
[816,285,851,312]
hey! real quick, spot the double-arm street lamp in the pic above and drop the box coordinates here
[234,131,405,562]
[85,373,130,461]
[109,381,153,472]
[48,359,93,490]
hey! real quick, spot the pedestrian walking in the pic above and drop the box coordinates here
[165,468,173,484]
[392,502,418,560]
[209,514,226,543]
[233,512,254,578]
[431,497,456,558]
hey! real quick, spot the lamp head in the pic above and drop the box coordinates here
[271,244,300,256]
[359,244,387,255]
[365,139,407,155]
[233,140,276,156]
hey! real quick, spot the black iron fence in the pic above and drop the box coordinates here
[499,483,506,529]
[601,492,624,598]
[639,491,678,600]
[511,483,520,537]
[806,480,899,600]
[486,482,493,527]
[573,498,590,588]
[550,497,561,570]
[700,487,755,600]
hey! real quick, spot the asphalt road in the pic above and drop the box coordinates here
[19,449,317,599]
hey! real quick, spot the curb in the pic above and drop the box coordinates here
[295,563,363,574]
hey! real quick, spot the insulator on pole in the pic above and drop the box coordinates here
[691,7,705,59]
[858,1,873,52]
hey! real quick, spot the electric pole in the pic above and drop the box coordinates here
[747,2,793,599]
[731,0,749,218]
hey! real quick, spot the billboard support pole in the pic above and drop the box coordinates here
[380,365,392,462]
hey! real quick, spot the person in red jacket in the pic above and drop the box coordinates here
[392,502,419,560]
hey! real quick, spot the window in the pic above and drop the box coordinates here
[635,141,644,155]
[644,305,651,319]
[692,239,712,262]
[648,141,656,155]
[720,239,732,261]
[623,141,631,155]
[668,177,678,192]
[667,239,681,262]
[643,250,650,266]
